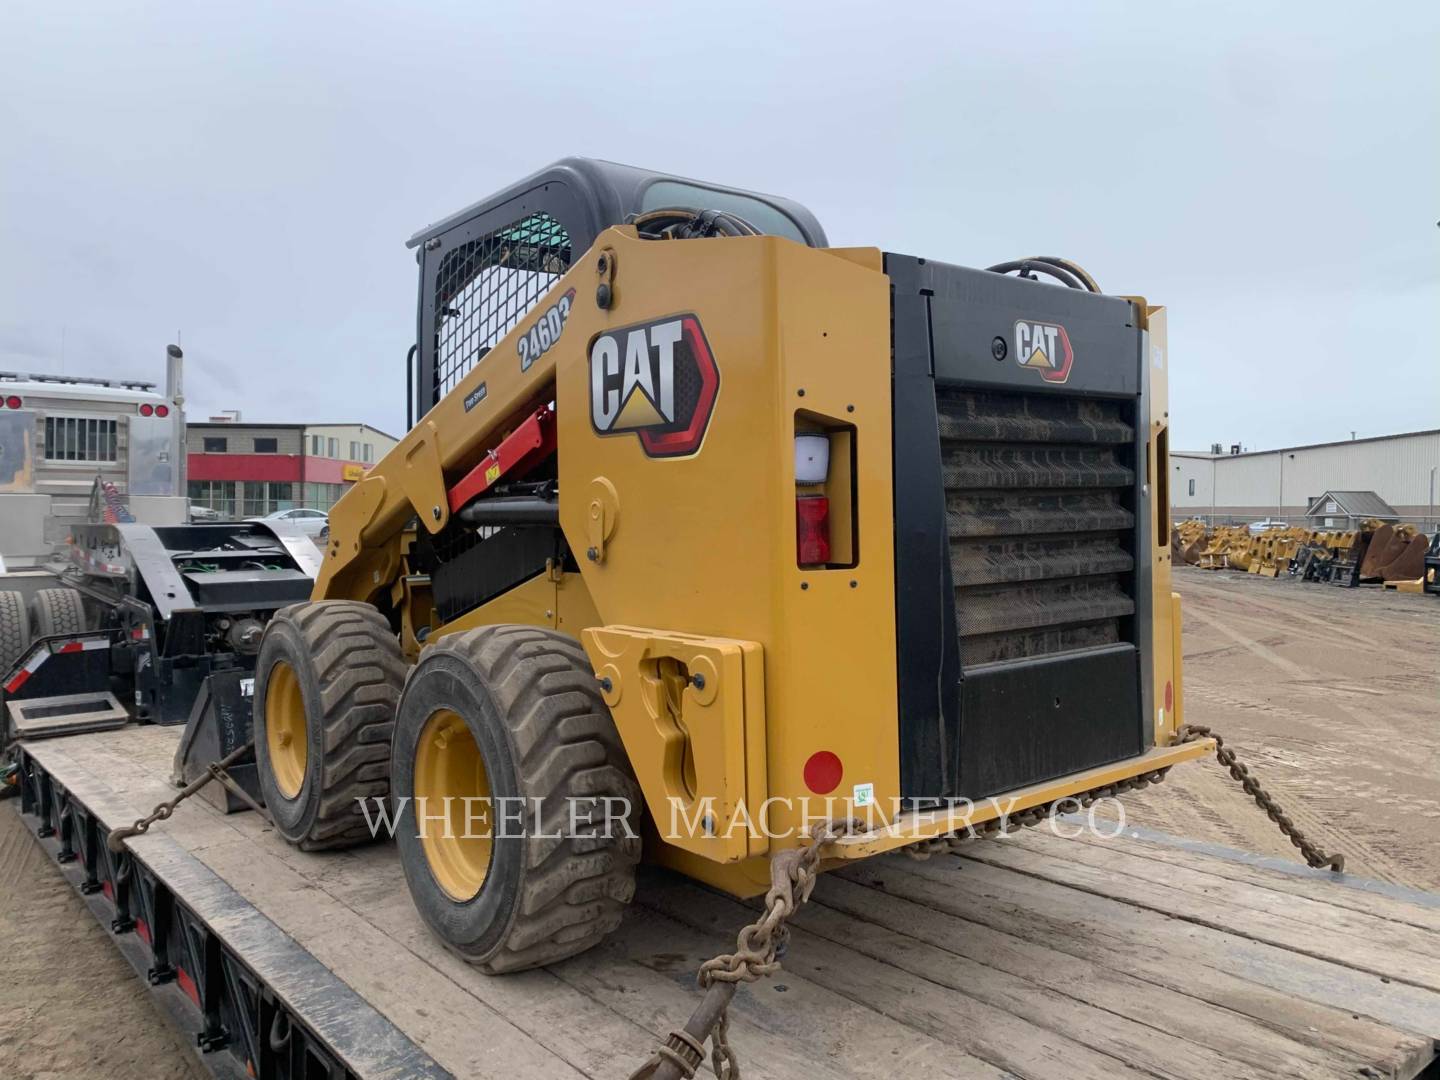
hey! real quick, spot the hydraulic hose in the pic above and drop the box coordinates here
[631,207,763,240]
[984,258,1087,291]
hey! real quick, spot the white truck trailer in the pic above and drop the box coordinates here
[0,344,189,569]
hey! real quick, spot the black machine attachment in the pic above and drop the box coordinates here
[170,669,264,814]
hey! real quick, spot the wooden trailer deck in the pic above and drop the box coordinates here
[14,724,1440,1079]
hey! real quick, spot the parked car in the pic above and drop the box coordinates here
[247,507,329,538]
[1247,519,1289,535]
[188,504,222,522]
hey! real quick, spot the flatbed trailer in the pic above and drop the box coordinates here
[12,724,1440,1080]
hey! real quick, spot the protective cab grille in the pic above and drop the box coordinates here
[940,388,1137,667]
[430,213,571,405]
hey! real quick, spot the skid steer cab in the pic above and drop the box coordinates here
[251,157,1207,973]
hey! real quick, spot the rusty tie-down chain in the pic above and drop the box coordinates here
[630,818,863,1080]
[899,767,1173,861]
[1178,723,1344,872]
[107,743,265,852]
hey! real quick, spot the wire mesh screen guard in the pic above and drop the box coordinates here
[432,213,572,402]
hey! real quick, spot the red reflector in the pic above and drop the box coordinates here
[3,395,20,409]
[155,404,170,417]
[176,966,200,1006]
[796,495,830,566]
[139,403,154,417]
[1164,680,1173,713]
[803,751,843,795]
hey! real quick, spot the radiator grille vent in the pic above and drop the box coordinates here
[940,388,1137,666]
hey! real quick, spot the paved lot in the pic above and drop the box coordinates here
[1,567,1435,1076]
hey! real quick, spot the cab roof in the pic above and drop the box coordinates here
[406,157,828,252]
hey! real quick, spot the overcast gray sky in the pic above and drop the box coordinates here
[2,2,1436,450]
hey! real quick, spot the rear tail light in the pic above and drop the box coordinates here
[2,395,20,410]
[155,404,170,417]
[796,495,831,566]
[795,433,833,567]
[139,403,154,417]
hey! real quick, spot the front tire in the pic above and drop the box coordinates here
[254,601,406,850]
[392,625,642,972]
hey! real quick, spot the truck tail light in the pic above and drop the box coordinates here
[139,403,154,417]
[156,404,170,417]
[2,395,20,409]
[796,495,831,566]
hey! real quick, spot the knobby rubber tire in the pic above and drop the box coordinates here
[254,601,406,850]
[392,624,642,973]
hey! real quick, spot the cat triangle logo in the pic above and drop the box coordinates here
[1021,345,1052,370]
[615,388,665,428]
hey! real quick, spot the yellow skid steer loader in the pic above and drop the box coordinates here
[252,158,1206,977]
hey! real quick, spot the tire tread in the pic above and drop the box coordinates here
[32,588,86,639]
[429,624,641,972]
[0,591,31,674]
[260,601,406,851]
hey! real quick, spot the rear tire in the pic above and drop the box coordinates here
[254,601,407,850]
[0,591,32,674]
[392,625,642,972]
[32,588,87,638]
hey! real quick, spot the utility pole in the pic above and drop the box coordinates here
[1429,465,1436,533]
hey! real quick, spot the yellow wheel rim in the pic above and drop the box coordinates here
[266,661,308,800]
[414,709,493,902]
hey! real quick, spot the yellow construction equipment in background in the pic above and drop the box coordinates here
[1175,518,1431,586]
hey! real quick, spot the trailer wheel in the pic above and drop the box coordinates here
[32,588,87,639]
[254,601,406,850]
[392,625,642,972]
[0,591,32,674]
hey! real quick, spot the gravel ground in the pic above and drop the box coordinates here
[1106,566,1440,891]
[0,566,1434,1076]
[0,799,203,1079]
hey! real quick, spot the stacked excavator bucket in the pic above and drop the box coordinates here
[1172,519,1432,593]
[1172,519,1209,565]
[1195,525,1250,569]
[1360,523,1428,585]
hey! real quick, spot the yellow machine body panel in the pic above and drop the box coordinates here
[314,225,1200,898]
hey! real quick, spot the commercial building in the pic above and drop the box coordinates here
[186,422,398,517]
[1172,428,1440,529]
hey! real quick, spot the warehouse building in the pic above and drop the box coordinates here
[187,421,398,517]
[1172,428,1440,530]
